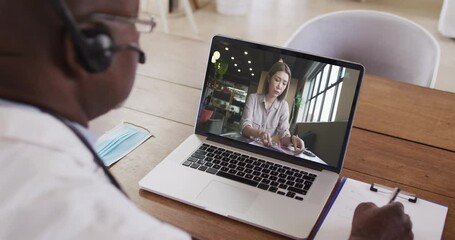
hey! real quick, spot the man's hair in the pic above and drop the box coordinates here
[262,61,291,101]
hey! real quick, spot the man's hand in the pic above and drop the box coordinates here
[349,202,413,240]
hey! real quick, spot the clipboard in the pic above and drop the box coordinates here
[313,177,448,240]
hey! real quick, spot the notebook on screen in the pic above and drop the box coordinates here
[139,35,364,239]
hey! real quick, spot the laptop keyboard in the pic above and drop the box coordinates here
[182,143,317,202]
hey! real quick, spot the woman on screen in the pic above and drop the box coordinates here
[240,60,305,154]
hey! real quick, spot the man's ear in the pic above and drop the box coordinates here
[62,32,87,78]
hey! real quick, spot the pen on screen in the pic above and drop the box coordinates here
[388,187,401,204]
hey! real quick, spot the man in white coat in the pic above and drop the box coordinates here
[0,0,413,239]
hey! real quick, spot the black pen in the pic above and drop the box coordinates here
[388,187,401,204]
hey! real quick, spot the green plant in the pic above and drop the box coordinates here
[295,91,302,108]
[290,91,303,124]
[214,59,228,80]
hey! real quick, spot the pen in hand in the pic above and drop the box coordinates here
[388,187,401,204]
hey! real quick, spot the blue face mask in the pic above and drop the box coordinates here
[94,122,153,166]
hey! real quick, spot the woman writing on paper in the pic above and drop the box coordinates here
[240,61,305,154]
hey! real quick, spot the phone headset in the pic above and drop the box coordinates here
[52,0,145,73]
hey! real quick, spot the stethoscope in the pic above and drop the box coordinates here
[41,108,128,197]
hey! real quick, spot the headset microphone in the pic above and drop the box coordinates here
[109,43,146,64]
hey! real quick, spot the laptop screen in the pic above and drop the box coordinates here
[195,35,364,173]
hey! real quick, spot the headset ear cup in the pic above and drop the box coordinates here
[52,0,114,73]
[75,27,114,73]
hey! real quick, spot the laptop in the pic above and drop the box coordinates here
[139,35,364,239]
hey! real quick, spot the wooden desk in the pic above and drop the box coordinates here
[90,32,454,239]
[354,76,455,151]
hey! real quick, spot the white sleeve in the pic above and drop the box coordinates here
[0,143,191,240]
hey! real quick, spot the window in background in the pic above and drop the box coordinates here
[301,65,345,122]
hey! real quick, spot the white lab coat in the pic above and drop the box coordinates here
[0,106,190,240]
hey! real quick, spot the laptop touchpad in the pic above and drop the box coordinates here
[197,181,257,214]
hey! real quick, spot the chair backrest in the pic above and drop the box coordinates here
[285,10,440,88]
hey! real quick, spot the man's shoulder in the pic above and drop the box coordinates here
[0,135,190,240]
[0,106,94,168]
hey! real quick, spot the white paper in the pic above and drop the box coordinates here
[314,178,448,240]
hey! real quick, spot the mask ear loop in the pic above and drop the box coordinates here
[123,121,152,134]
